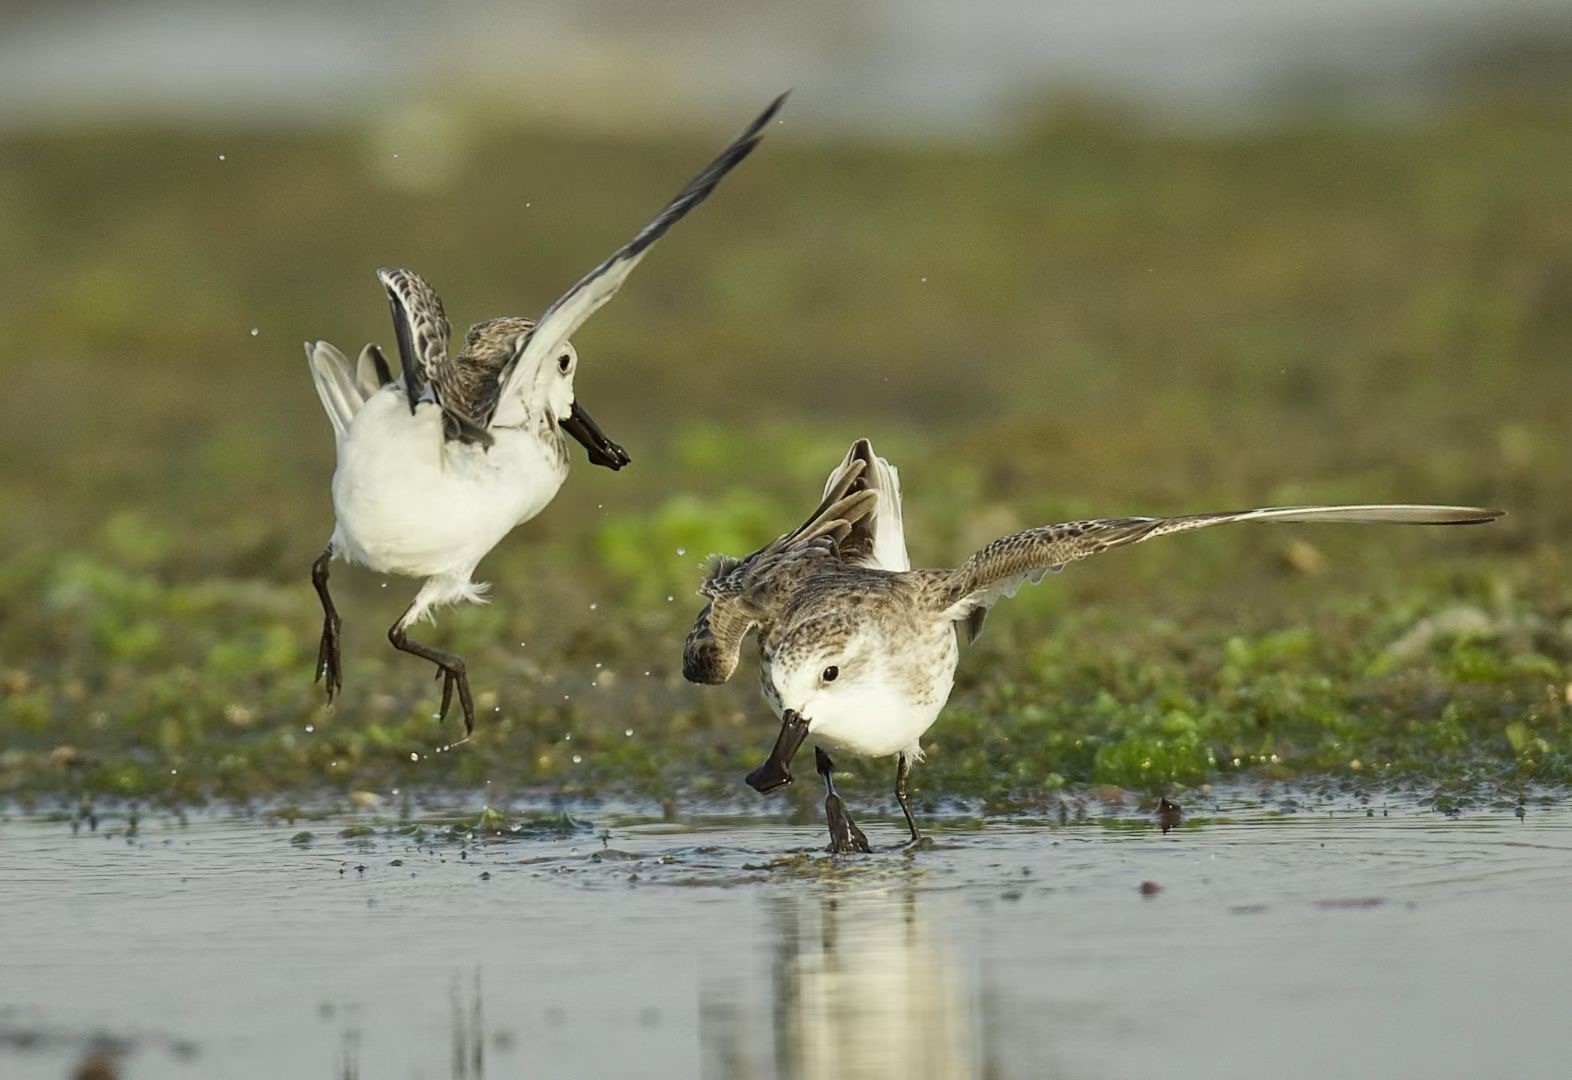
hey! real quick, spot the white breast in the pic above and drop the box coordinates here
[330,390,568,579]
[766,625,959,761]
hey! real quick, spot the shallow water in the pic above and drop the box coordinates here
[3,793,1570,1080]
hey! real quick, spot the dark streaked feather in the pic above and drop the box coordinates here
[377,267,495,446]
[682,597,761,684]
[379,267,449,413]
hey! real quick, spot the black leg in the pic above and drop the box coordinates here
[388,612,476,735]
[312,548,343,701]
[745,709,811,793]
[817,747,870,855]
[895,753,931,850]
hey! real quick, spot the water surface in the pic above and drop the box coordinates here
[3,793,1568,1079]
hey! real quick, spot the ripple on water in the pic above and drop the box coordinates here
[2,790,1568,1080]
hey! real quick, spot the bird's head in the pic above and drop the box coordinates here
[470,318,628,470]
[769,615,890,733]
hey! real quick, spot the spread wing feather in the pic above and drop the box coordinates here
[681,443,885,686]
[376,267,494,445]
[940,504,1503,636]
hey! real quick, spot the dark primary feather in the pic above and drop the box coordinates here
[495,92,789,406]
[941,504,1504,619]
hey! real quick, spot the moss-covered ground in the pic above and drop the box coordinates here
[1,87,1567,812]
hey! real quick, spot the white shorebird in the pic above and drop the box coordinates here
[307,93,787,733]
[683,438,1501,853]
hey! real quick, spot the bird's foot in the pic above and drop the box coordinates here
[1157,797,1182,834]
[432,661,475,736]
[901,834,935,853]
[745,760,793,793]
[824,794,871,855]
[314,614,342,701]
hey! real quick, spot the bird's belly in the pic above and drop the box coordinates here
[332,406,566,576]
[807,705,942,760]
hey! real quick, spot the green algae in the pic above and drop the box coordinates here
[0,90,1569,809]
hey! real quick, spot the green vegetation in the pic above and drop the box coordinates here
[0,87,1567,811]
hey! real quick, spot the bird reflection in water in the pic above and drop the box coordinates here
[703,886,982,1079]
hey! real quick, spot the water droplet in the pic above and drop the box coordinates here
[249,327,259,337]
[624,728,634,737]
[410,752,420,762]
[392,152,399,159]
[666,595,674,603]
[493,706,500,713]
[563,733,572,741]
[518,641,526,647]
[590,680,598,688]
[562,694,570,702]
[920,276,928,283]
[676,547,687,556]
[571,754,582,764]
[170,768,178,775]
[217,153,226,161]
[381,582,388,589]
[589,602,598,611]
[391,788,399,795]
[643,671,651,677]
[305,724,314,733]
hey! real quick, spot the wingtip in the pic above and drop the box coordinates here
[736,91,790,145]
[763,89,791,121]
[1435,506,1506,524]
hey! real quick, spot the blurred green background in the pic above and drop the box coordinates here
[0,2,1568,810]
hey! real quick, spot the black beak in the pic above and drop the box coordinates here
[560,403,630,470]
[745,709,811,794]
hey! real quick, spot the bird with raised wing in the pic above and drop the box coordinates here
[307,93,788,734]
[682,438,1501,853]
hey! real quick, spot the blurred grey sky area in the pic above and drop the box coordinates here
[2,0,1571,138]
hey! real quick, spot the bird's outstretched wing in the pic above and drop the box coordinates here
[377,267,493,445]
[936,504,1503,641]
[490,92,788,427]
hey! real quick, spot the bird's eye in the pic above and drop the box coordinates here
[557,353,572,374]
[821,665,839,683]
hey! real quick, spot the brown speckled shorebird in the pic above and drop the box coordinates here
[683,438,1501,854]
[306,93,787,735]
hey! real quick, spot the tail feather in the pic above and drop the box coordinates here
[306,341,368,442]
[355,344,394,397]
[819,438,909,570]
